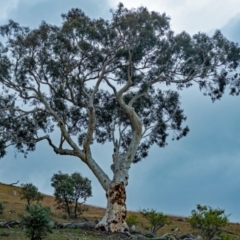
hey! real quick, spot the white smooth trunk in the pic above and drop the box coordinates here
[96,181,129,232]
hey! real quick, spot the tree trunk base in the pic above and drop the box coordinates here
[96,219,129,233]
[95,182,129,233]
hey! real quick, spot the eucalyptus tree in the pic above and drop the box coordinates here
[0,3,240,232]
[20,183,44,205]
[51,171,92,219]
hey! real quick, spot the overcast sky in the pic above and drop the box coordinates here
[0,0,240,222]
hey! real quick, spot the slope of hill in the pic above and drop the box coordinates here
[0,182,106,223]
[0,182,240,239]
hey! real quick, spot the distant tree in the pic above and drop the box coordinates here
[71,172,92,218]
[20,183,44,205]
[0,201,4,215]
[140,208,170,235]
[51,171,92,218]
[20,203,52,240]
[51,172,74,218]
[188,204,229,240]
[0,3,240,232]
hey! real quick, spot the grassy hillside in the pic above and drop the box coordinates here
[0,182,240,239]
[0,182,106,223]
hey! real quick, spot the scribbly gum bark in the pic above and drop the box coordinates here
[96,182,129,232]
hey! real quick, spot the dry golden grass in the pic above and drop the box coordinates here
[1,182,240,238]
[0,183,107,222]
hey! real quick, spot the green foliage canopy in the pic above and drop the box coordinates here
[0,3,239,163]
[188,204,229,240]
[51,171,92,219]
[140,208,169,235]
[126,214,139,227]
[20,183,44,205]
[20,204,52,240]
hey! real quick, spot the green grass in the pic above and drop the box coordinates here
[0,227,142,240]
[0,228,118,240]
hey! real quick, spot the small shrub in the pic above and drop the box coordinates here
[126,214,139,227]
[139,208,170,235]
[188,204,229,240]
[221,233,235,240]
[0,201,4,215]
[20,204,53,240]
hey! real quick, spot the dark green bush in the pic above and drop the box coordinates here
[20,204,52,240]
[0,201,4,215]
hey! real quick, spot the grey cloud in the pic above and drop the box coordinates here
[221,13,240,42]
[0,0,111,27]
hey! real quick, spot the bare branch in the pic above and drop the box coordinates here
[45,136,82,157]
